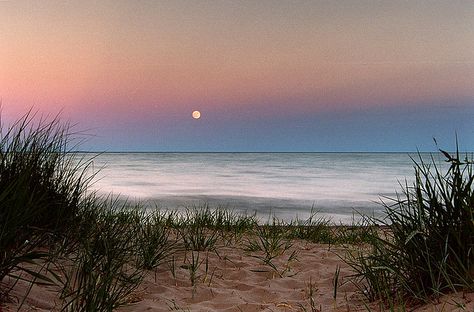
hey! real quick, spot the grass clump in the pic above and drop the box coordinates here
[245,217,299,278]
[346,144,474,302]
[137,210,175,271]
[331,216,380,245]
[175,206,219,251]
[59,200,146,312]
[175,205,257,251]
[0,112,94,294]
[246,218,293,258]
[286,210,332,243]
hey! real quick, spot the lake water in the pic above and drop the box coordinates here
[87,152,435,223]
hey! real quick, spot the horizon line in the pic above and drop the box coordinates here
[71,150,464,154]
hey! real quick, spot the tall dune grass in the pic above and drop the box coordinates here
[0,112,95,288]
[346,144,474,303]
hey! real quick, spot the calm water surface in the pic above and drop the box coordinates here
[87,153,437,223]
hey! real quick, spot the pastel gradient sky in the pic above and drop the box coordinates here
[1,1,473,151]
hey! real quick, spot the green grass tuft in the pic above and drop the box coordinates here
[0,111,95,294]
[345,142,474,303]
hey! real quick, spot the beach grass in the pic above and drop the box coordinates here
[58,200,145,311]
[137,210,175,271]
[344,143,474,304]
[0,111,95,293]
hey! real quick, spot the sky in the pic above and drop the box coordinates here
[1,0,473,152]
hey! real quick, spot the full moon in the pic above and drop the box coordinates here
[192,110,201,119]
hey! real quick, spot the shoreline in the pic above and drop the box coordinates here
[101,194,385,225]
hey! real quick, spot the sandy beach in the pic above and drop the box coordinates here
[3,238,473,312]
[116,242,357,312]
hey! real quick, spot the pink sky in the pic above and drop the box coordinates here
[1,1,473,151]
